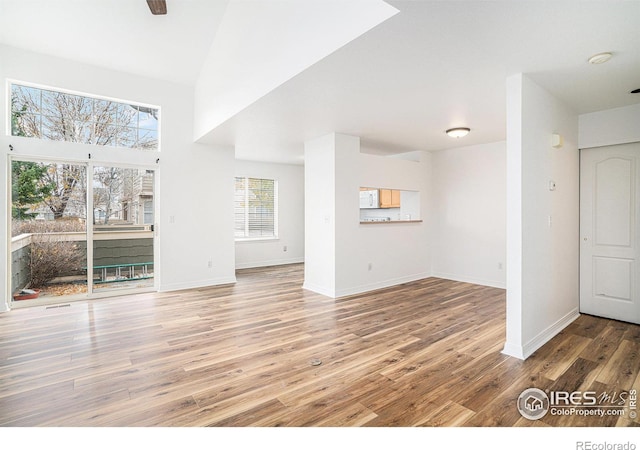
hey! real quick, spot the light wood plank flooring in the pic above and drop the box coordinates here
[0,264,638,427]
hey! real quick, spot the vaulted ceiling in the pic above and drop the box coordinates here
[1,0,639,164]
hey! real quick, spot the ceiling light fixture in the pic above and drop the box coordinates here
[588,52,612,64]
[446,127,470,138]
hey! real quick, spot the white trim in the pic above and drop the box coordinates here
[334,272,432,298]
[522,309,580,358]
[501,342,526,360]
[503,309,580,360]
[2,152,9,313]
[159,276,237,293]
[6,141,159,168]
[235,237,279,243]
[431,271,506,289]
[302,281,336,298]
[236,256,304,270]
[304,272,432,299]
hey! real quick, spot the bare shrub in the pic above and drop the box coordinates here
[12,219,85,237]
[29,237,85,289]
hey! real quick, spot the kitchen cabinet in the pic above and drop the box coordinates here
[379,189,401,208]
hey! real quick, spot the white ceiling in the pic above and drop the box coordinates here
[201,0,640,163]
[1,0,639,164]
[193,0,398,140]
[0,0,228,86]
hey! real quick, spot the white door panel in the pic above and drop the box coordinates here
[580,143,640,324]
[595,157,633,247]
[593,256,632,300]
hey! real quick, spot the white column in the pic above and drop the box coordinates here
[503,74,580,359]
[303,133,360,297]
[503,74,525,358]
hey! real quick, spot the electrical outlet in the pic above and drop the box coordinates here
[498,262,503,270]
[368,262,373,271]
[283,245,287,252]
[207,260,213,268]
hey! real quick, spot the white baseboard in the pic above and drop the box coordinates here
[302,282,336,298]
[502,308,580,360]
[431,271,506,289]
[235,257,304,270]
[522,308,580,358]
[159,276,237,292]
[303,272,431,299]
[334,272,432,298]
[501,342,526,360]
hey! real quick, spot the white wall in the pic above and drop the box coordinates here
[304,133,431,298]
[504,74,580,359]
[579,103,640,149]
[235,159,304,269]
[431,142,506,288]
[338,150,431,296]
[0,45,236,311]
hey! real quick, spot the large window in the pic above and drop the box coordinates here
[10,83,159,150]
[234,177,277,239]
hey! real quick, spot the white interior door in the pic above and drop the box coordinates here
[580,143,640,324]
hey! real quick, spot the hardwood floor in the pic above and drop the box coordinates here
[0,263,638,427]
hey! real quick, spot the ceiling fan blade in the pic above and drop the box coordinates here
[147,0,167,15]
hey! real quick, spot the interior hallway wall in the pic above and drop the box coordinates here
[431,141,506,288]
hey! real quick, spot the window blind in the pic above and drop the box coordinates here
[234,177,277,239]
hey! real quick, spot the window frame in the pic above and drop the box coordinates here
[234,176,279,242]
[7,79,161,152]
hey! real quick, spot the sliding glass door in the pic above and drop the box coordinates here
[10,158,155,305]
[11,159,88,303]
[92,165,154,292]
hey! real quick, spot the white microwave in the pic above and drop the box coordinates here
[359,189,379,209]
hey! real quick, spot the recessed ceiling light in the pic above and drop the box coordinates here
[446,127,470,138]
[588,52,612,64]
[631,88,640,94]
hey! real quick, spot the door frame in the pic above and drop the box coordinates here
[7,148,160,308]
